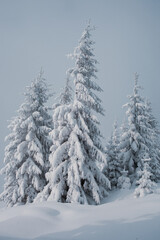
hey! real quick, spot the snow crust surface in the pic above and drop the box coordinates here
[0,188,160,240]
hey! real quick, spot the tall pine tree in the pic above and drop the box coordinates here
[36,24,110,205]
[67,23,110,204]
[0,71,53,206]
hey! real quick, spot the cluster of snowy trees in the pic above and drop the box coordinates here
[1,24,160,207]
[104,73,160,197]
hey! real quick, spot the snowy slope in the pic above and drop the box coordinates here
[0,188,160,240]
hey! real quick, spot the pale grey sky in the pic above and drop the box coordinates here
[0,0,160,186]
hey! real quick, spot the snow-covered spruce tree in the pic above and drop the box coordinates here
[119,73,151,182]
[144,100,160,181]
[103,121,122,188]
[35,77,73,202]
[36,24,110,205]
[0,71,53,206]
[67,23,110,204]
[134,155,157,198]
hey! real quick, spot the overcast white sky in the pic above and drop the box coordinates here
[0,0,160,186]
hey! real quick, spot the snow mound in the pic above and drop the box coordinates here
[0,188,160,240]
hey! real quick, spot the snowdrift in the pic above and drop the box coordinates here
[0,189,160,240]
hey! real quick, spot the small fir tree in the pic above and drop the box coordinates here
[134,156,157,198]
[59,77,73,105]
[0,71,53,206]
[103,121,122,188]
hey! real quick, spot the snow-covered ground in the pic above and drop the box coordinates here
[0,187,160,240]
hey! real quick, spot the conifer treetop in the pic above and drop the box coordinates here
[59,77,72,105]
[69,23,104,115]
[134,72,139,95]
[23,69,52,109]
